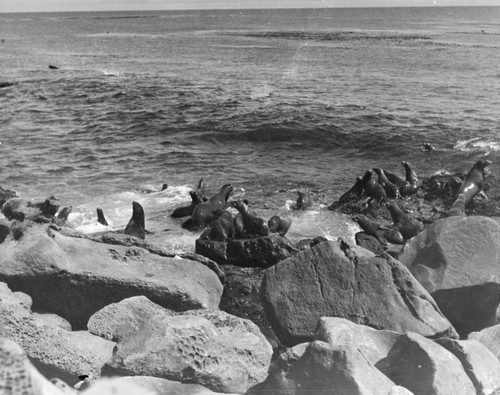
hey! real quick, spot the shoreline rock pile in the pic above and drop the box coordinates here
[1,158,500,394]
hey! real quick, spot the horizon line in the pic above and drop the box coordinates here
[1,4,499,14]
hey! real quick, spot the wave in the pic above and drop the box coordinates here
[454,137,500,153]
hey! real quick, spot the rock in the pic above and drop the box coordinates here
[376,332,475,395]
[0,185,17,206]
[0,218,10,243]
[1,196,60,223]
[261,341,396,395]
[88,296,273,394]
[32,195,61,217]
[81,378,154,395]
[314,317,401,365]
[0,225,223,329]
[0,337,68,395]
[399,216,500,293]
[113,376,239,395]
[195,233,298,268]
[32,311,73,331]
[261,240,457,346]
[431,283,500,338]
[0,282,115,386]
[468,324,500,361]
[437,338,500,395]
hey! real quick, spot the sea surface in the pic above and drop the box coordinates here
[1,6,499,251]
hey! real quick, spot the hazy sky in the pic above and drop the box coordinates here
[1,0,498,13]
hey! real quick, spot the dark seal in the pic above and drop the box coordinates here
[455,159,491,206]
[200,210,235,241]
[373,168,400,199]
[268,215,292,237]
[295,190,312,210]
[231,200,269,237]
[337,176,365,205]
[124,201,146,240]
[399,161,419,196]
[96,208,108,226]
[186,183,234,229]
[386,201,423,241]
[171,190,205,218]
[362,169,386,203]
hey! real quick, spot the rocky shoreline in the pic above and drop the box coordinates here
[1,160,500,395]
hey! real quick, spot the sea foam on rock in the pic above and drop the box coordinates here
[87,296,273,394]
[0,223,223,329]
[261,239,457,347]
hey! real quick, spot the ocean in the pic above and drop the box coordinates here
[1,6,499,252]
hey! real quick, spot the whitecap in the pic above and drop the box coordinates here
[454,137,500,152]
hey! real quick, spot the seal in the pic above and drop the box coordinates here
[443,193,466,218]
[200,210,235,241]
[96,208,108,226]
[337,176,365,204]
[196,178,207,201]
[422,142,435,151]
[386,201,423,240]
[362,169,386,203]
[171,190,205,218]
[353,215,404,245]
[186,183,234,229]
[295,190,312,210]
[139,183,168,194]
[455,159,491,206]
[399,161,419,196]
[373,168,400,199]
[124,201,146,239]
[233,198,249,238]
[231,200,269,237]
[56,206,72,221]
[268,215,292,237]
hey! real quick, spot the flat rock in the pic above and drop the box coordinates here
[376,332,475,395]
[437,338,500,395]
[0,225,223,329]
[260,340,396,395]
[88,296,273,394]
[431,282,500,338]
[398,216,500,293]
[196,233,298,268]
[261,240,457,346]
[0,282,115,386]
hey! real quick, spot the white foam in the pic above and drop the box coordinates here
[454,137,500,152]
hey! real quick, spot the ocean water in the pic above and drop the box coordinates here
[1,7,499,252]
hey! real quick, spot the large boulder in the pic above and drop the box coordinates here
[87,296,273,394]
[0,337,68,395]
[261,240,457,346]
[260,341,397,395]
[431,282,500,338]
[196,233,298,267]
[1,196,61,222]
[398,216,500,293]
[376,332,476,395]
[0,282,115,386]
[0,225,223,329]
[437,338,500,395]
[468,324,500,361]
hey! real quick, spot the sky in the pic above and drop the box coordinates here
[1,0,498,13]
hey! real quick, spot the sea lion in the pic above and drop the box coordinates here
[124,201,145,239]
[295,190,312,210]
[362,169,386,203]
[268,215,292,237]
[187,183,234,229]
[386,201,423,241]
[399,161,419,196]
[171,190,205,218]
[422,142,435,151]
[455,159,491,206]
[231,200,269,237]
[373,168,400,199]
[48,65,59,70]
[56,206,72,221]
[337,176,365,204]
[200,210,235,241]
[233,198,249,238]
[355,232,387,255]
[196,178,207,200]
[139,183,168,193]
[96,208,108,226]
[352,214,404,245]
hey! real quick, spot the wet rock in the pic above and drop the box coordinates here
[88,296,272,394]
[399,216,500,293]
[2,196,61,223]
[0,185,17,207]
[261,240,457,347]
[431,283,500,338]
[195,233,298,268]
[0,282,115,387]
[0,225,223,329]
[376,332,475,395]
[436,338,500,395]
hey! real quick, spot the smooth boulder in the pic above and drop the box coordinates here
[88,296,273,394]
[261,240,457,346]
[0,224,223,329]
[398,216,500,293]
